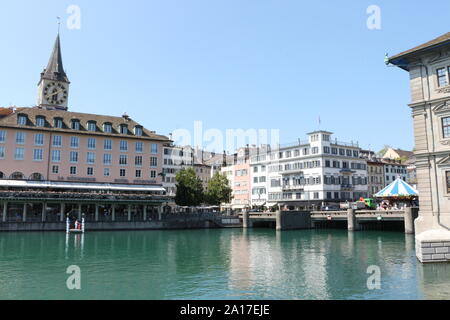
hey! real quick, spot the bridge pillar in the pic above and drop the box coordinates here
[23,203,27,222]
[127,205,131,222]
[95,204,99,222]
[60,203,65,222]
[111,205,116,222]
[347,209,360,231]
[404,207,415,234]
[143,205,147,221]
[276,211,283,231]
[158,206,163,221]
[242,210,251,228]
[2,202,7,222]
[41,202,47,222]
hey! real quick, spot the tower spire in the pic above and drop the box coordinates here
[41,33,69,83]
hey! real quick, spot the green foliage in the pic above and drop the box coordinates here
[175,168,204,207]
[204,172,233,206]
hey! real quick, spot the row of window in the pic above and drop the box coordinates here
[251,147,360,163]
[17,115,143,136]
[267,191,368,201]
[163,158,193,166]
[0,131,159,154]
[268,160,321,173]
[385,167,407,174]
[51,165,158,178]
[324,160,367,170]
[1,147,159,166]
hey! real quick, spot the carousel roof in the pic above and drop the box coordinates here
[374,178,418,198]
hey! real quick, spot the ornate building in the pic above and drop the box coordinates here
[389,32,450,263]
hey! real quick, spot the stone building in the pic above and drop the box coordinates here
[389,32,450,263]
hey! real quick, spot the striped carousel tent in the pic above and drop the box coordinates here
[374,178,418,198]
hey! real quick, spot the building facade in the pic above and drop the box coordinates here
[367,160,385,197]
[389,32,450,263]
[382,159,408,186]
[221,147,253,211]
[161,145,194,197]
[250,131,368,210]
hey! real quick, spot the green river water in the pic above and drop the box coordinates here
[0,228,449,300]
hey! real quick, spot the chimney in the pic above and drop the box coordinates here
[122,112,130,121]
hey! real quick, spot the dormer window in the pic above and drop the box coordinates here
[103,123,112,133]
[17,115,27,125]
[54,118,63,129]
[36,116,45,127]
[71,120,80,130]
[120,124,128,135]
[134,126,143,137]
[87,121,97,132]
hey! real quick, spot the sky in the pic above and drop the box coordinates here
[1,0,450,153]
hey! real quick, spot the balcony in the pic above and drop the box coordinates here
[340,168,355,175]
[282,185,304,191]
[341,184,354,191]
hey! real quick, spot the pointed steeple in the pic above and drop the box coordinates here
[41,34,69,82]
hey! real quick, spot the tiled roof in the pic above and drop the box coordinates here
[0,107,13,117]
[392,149,414,159]
[0,107,170,141]
[41,35,69,82]
[389,32,450,63]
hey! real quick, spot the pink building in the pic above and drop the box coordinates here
[0,34,171,227]
[221,147,252,211]
[0,107,168,185]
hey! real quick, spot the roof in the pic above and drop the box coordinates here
[41,34,69,83]
[392,149,414,159]
[307,130,334,135]
[374,178,418,198]
[0,107,170,142]
[389,32,450,70]
[382,148,414,161]
[0,108,13,118]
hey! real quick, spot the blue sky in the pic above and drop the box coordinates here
[1,0,449,152]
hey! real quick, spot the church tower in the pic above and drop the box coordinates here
[37,34,70,111]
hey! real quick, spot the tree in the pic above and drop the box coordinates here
[175,168,204,207]
[205,172,233,206]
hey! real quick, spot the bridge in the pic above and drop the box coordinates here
[240,208,419,234]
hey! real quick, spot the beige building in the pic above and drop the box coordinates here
[367,160,385,197]
[389,32,450,263]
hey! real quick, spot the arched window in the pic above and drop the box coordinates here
[29,173,44,181]
[10,172,25,180]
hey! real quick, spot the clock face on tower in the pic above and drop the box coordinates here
[43,82,68,105]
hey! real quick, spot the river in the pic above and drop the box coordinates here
[0,229,449,300]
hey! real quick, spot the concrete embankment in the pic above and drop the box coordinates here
[0,213,241,232]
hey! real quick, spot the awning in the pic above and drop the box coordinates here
[374,178,418,198]
[0,180,166,193]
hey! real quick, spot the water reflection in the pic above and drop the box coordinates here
[0,229,448,299]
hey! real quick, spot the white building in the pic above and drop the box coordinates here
[250,131,368,210]
[162,145,194,197]
[382,159,408,187]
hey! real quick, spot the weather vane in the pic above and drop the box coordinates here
[57,16,61,34]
